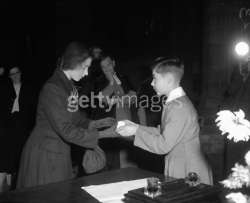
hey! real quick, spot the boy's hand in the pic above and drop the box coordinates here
[116,120,139,137]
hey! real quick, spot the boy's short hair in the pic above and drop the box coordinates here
[151,57,184,82]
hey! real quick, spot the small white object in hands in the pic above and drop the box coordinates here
[117,121,126,129]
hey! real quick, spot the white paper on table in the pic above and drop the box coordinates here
[81,178,148,203]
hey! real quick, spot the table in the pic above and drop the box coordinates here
[0,167,229,203]
[0,168,162,203]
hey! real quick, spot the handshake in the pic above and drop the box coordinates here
[88,118,139,138]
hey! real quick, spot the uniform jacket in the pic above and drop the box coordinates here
[134,87,213,185]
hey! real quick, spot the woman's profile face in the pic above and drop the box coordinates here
[101,57,115,74]
[71,57,92,81]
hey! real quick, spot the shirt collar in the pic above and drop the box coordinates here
[165,86,186,104]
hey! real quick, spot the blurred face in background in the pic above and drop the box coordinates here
[0,67,4,76]
[101,57,115,74]
[92,47,102,60]
[100,57,116,82]
[9,67,21,84]
[239,59,250,77]
[70,57,92,81]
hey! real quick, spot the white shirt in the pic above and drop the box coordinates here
[11,83,21,113]
[162,86,186,122]
[165,86,186,104]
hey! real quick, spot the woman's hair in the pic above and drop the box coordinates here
[100,53,115,62]
[151,57,184,82]
[60,42,90,71]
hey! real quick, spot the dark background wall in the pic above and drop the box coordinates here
[56,0,206,103]
[0,0,249,98]
[0,2,54,87]
[56,1,204,58]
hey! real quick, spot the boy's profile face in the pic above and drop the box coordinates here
[151,70,172,96]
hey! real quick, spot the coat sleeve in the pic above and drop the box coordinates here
[134,103,188,155]
[76,110,91,129]
[40,83,98,149]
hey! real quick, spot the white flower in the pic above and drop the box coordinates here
[216,110,250,201]
[232,164,250,186]
[226,192,248,203]
[221,163,250,189]
[215,109,250,142]
[221,178,243,189]
[245,151,250,166]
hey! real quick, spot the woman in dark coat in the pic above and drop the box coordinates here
[17,42,116,188]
